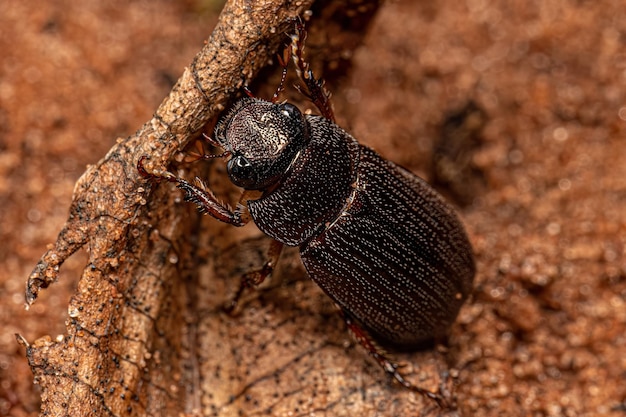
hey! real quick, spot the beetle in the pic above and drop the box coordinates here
[139,24,475,406]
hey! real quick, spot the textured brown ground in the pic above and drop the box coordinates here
[1,1,625,416]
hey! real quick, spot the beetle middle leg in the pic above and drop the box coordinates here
[342,311,452,408]
[225,238,284,314]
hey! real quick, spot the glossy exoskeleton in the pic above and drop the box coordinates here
[139,25,475,406]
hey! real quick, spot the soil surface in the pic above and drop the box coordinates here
[1,1,625,416]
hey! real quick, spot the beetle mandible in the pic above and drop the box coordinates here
[139,23,475,406]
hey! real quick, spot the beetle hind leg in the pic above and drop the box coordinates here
[341,310,454,409]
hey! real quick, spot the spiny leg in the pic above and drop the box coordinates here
[225,238,285,314]
[289,22,336,122]
[137,156,248,227]
[341,310,452,409]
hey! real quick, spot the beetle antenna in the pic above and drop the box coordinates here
[182,148,231,164]
[181,135,230,164]
[203,150,230,159]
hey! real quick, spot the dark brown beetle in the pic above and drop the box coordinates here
[139,24,475,406]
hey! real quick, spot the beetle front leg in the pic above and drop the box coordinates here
[138,155,248,227]
[341,311,452,409]
[176,178,251,226]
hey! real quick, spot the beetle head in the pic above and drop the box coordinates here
[214,98,309,190]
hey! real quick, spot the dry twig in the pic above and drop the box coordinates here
[21,1,313,415]
[19,0,386,416]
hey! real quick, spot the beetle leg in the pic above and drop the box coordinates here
[271,47,290,103]
[341,311,450,408]
[179,178,252,226]
[225,239,284,314]
[290,22,336,122]
[138,156,248,227]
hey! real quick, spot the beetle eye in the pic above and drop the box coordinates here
[280,102,301,119]
[227,154,253,179]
